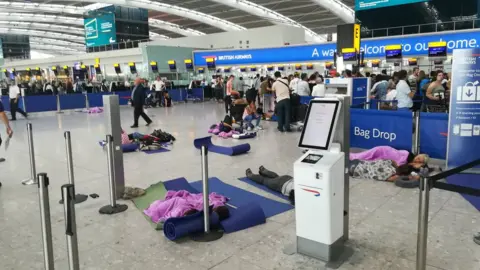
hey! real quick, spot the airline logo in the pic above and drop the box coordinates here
[302,188,320,197]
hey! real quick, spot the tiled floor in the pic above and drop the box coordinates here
[0,102,478,270]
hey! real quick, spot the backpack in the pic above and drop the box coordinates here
[246,88,257,103]
[223,115,233,126]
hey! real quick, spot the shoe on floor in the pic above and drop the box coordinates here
[130,125,139,128]
[474,232,480,245]
[146,122,152,127]
[255,126,263,130]
[277,128,284,132]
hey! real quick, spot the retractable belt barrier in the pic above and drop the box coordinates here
[416,158,480,270]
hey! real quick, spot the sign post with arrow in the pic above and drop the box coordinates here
[447,49,480,172]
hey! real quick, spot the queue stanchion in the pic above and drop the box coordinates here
[190,145,223,242]
[22,123,38,186]
[413,110,421,155]
[59,131,88,204]
[56,94,63,114]
[37,173,55,270]
[99,135,128,215]
[416,173,431,270]
[61,184,80,270]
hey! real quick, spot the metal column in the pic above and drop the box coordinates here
[37,173,55,270]
[99,135,128,215]
[190,145,223,242]
[416,176,431,270]
[60,131,87,204]
[61,184,80,270]
[22,123,37,185]
[102,95,125,198]
[413,111,421,155]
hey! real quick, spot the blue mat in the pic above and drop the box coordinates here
[142,148,170,154]
[194,136,250,156]
[238,177,290,202]
[163,211,220,241]
[447,174,480,211]
[163,178,200,194]
[191,177,293,218]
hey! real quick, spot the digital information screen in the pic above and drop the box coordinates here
[356,0,429,11]
[386,49,402,60]
[428,46,447,57]
[299,100,340,150]
[84,12,117,47]
[301,154,323,164]
[343,52,357,62]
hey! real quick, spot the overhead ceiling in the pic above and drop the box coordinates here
[0,0,355,57]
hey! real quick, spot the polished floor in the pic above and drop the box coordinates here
[0,102,478,270]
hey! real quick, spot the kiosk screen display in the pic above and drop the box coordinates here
[386,49,402,60]
[299,100,340,150]
[343,52,356,62]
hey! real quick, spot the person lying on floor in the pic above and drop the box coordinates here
[143,190,229,224]
[350,146,429,167]
[245,166,295,205]
[349,159,420,182]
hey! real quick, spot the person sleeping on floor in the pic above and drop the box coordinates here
[350,145,429,169]
[349,159,420,182]
[245,166,295,205]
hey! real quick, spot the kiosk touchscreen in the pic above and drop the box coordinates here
[294,97,346,262]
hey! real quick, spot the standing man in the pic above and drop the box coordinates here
[225,75,239,114]
[150,76,165,106]
[289,73,300,92]
[0,99,13,164]
[131,78,152,128]
[272,71,291,132]
[9,81,28,121]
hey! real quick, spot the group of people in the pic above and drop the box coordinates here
[370,68,450,111]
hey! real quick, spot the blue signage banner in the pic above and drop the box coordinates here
[84,13,117,47]
[447,48,480,171]
[356,0,429,11]
[352,78,369,108]
[193,30,480,66]
[420,113,448,159]
[350,109,413,150]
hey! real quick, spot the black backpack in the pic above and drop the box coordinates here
[223,115,233,126]
[246,87,257,103]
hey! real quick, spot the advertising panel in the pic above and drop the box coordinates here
[356,0,429,11]
[193,30,480,66]
[84,13,117,47]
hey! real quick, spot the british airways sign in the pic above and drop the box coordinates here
[193,30,480,66]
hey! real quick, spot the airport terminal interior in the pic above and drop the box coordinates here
[0,0,479,270]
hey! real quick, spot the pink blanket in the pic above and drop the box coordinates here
[349,146,410,166]
[143,190,228,223]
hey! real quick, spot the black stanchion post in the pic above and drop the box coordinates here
[416,175,430,270]
[191,145,223,242]
[37,173,55,270]
[61,184,80,270]
[22,123,37,185]
[99,135,128,215]
[60,131,88,204]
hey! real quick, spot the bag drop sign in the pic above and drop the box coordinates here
[354,127,397,142]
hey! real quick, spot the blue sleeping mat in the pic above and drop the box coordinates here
[161,177,270,234]
[194,136,250,156]
[191,177,293,218]
[447,174,480,211]
[238,177,290,202]
[142,148,170,154]
[163,211,220,241]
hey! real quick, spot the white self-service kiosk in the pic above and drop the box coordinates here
[325,77,371,109]
[292,97,352,265]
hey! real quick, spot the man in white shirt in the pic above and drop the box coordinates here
[272,71,291,132]
[9,82,27,120]
[408,67,419,91]
[150,76,165,106]
[395,70,414,110]
[311,77,325,97]
[295,73,310,96]
[0,99,12,164]
[289,73,300,92]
